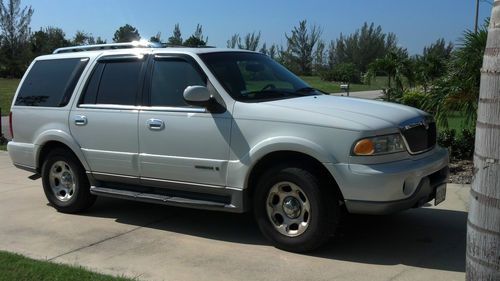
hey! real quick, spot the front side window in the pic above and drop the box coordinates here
[16,58,88,107]
[200,52,321,102]
[150,59,206,107]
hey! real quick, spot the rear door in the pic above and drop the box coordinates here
[70,54,147,181]
[138,54,232,187]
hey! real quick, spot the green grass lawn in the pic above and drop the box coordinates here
[440,112,473,133]
[0,78,19,115]
[0,144,6,151]
[0,250,136,281]
[300,76,387,93]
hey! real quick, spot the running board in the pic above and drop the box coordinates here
[90,186,234,211]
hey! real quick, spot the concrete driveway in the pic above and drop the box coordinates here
[0,151,469,281]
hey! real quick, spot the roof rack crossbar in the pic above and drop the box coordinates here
[53,41,163,54]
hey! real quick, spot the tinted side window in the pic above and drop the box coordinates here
[95,61,143,105]
[150,60,206,107]
[15,58,88,107]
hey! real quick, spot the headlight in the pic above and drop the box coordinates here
[352,134,406,156]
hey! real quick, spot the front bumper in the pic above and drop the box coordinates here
[344,166,448,214]
[326,146,449,214]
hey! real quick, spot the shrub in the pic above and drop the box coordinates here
[399,89,427,109]
[382,87,403,102]
[453,128,475,160]
[320,63,361,83]
[437,128,475,160]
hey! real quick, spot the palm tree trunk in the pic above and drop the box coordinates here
[466,1,500,280]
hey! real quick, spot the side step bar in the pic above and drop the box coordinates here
[90,186,236,211]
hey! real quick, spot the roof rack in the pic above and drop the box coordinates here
[53,41,163,54]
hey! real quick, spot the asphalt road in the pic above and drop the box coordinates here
[0,151,469,281]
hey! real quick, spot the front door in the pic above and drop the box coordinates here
[138,55,231,186]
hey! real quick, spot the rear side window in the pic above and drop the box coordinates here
[15,58,88,107]
[81,59,143,105]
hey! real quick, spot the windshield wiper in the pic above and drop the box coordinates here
[295,87,326,95]
[243,89,307,97]
[240,88,322,101]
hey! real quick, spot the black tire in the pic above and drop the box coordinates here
[254,163,339,252]
[41,148,96,213]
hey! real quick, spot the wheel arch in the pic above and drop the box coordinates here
[245,150,345,207]
[34,131,89,173]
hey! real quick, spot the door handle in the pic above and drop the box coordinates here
[147,119,164,130]
[74,115,87,126]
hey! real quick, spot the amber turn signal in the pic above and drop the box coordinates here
[353,139,375,155]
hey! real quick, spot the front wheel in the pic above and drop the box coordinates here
[41,148,96,213]
[254,164,339,252]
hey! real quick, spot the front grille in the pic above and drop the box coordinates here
[401,121,436,154]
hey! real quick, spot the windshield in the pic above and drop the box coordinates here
[200,52,322,102]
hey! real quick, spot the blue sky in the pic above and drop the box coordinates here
[24,0,491,54]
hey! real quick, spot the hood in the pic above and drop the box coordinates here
[233,95,428,132]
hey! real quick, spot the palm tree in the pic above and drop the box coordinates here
[423,24,487,128]
[368,48,414,101]
[466,2,500,280]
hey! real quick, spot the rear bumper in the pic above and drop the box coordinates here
[7,141,37,171]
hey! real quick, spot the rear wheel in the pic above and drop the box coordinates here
[254,164,339,252]
[41,148,96,213]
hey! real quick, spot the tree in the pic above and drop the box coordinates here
[259,42,267,55]
[423,23,487,128]
[285,20,322,75]
[113,24,140,43]
[368,48,414,100]
[466,2,500,280]
[167,23,182,46]
[226,33,240,48]
[149,32,161,43]
[241,31,260,51]
[30,27,70,57]
[72,30,95,46]
[0,0,33,77]
[268,44,277,59]
[95,36,106,44]
[183,24,207,47]
[414,38,453,91]
[329,23,397,73]
[313,39,326,74]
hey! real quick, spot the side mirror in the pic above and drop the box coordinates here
[183,86,211,106]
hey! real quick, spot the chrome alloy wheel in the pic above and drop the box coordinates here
[266,181,311,237]
[48,161,75,202]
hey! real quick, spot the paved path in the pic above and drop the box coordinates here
[331,90,384,100]
[0,151,468,281]
[0,116,10,140]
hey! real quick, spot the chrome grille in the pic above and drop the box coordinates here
[400,118,437,154]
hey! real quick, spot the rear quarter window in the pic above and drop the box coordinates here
[15,58,89,107]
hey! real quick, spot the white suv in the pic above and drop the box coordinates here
[7,42,449,252]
